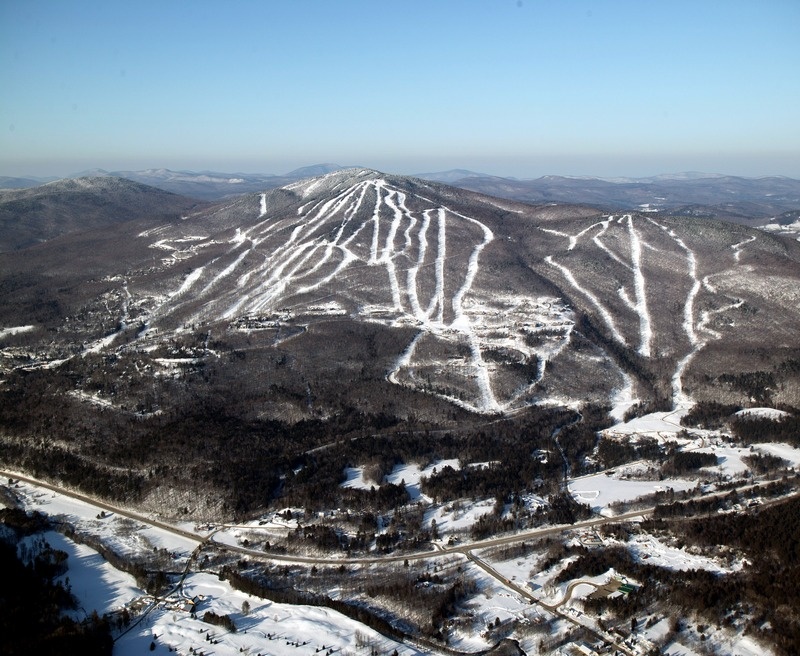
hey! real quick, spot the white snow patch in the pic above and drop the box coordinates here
[569,472,697,513]
[629,534,742,573]
[0,325,35,339]
[735,407,790,421]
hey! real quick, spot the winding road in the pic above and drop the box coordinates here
[5,467,795,654]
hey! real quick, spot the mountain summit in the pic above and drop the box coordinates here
[3,169,799,418]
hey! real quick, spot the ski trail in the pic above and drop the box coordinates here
[380,189,405,312]
[506,324,575,408]
[368,180,385,265]
[446,210,498,412]
[618,286,636,311]
[702,275,717,293]
[731,235,756,262]
[395,190,418,256]
[429,208,447,323]
[625,215,652,356]
[259,193,267,218]
[541,221,605,251]
[450,212,494,326]
[170,267,205,298]
[593,216,630,269]
[388,331,423,384]
[545,255,627,346]
[406,208,432,320]
[647,218,700,345]
[467,328,501,413]
[672,349,698,408]
[200,247,250,295]
[610,372,636,422]
[645,217,706,407]
[697,299,744,339]
[295,249,358,295]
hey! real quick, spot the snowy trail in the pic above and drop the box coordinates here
[545,255,627,346]
[697,300,744,339]
[592,217,630,268]
[447,209,498,412]
[368,180,385,264]
[171,266,205,298]
[731,235,756,262]
[387,331,423,384]
[450,210,494,326]
[625,215,652,356]
[644,217,711,408]
[200,246,250,295]
[647,218,700,346]
[431,207,447,324]
[406,208,432,319]
[541,220,605,252]
[610,372,636,422]
[542,214,654,352]
[380,189,408,312]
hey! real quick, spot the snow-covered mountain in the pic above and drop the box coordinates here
[3,168,799,417]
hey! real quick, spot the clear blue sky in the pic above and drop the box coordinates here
[2,0,799,178]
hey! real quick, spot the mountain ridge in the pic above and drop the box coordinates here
[3,168,798,415]
[0,176,205,252]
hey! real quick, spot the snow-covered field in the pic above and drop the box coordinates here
[116,572,422,656]
[569,472,698,514]
[6,478,425,655]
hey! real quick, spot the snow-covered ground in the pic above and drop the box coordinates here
[627,534,743,573]
[569,472,698,514]
[10,480,202,558]
[341,459,460,502]
[19,530,141,619]
[751,442,800,467]
[759,218,800,241]
[604,408,688,437]
[115,572,422,656]
[7,478,427,656]
[735,407,790,421]
[0,324,35,339]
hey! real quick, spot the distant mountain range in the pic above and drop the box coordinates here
[0,164,347,201]
[3,165,799,226]
[445,173,800,225]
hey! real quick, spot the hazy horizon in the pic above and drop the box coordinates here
[5,157,800,182]
[2,1,799,180]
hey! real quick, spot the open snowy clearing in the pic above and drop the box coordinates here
[115,572,422,656]
[20,530,142,619]
[10,480,202,557]
[604,408,688,437]
[750,442,800,467]
[0,325,35,339]
[342,459,460,500]
[735,407,790,421]
[627,534,743,574]
[569,472,698,514]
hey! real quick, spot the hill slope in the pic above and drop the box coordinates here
[2,169,798,414]
[0,176,206,252]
